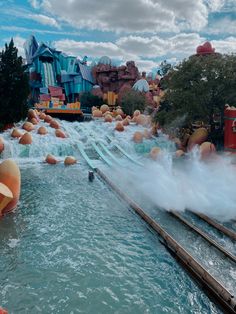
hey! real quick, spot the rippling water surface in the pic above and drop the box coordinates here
[0,164,221,313]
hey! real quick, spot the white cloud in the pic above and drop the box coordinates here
[33,0,211,33]
[2,7,60,29]
[212,37,236,53]
[27,13,60,28]
[117,33,205,58]
[205,0,225,11]
[28,0,40,9]
[54,39,125,59]
[207,17,236,34]
[0,25,80,36]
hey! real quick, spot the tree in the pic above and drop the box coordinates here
[121,89,146,116]
[157,60,172,77]
[154,53,236,146]
[80,92,103,112]
[0,39,29,126]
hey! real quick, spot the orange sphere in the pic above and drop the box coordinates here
[45,154,58,165]
[136,114,147,126]
[39,112,46,120]
[55,129,67,138]
[175,150,185,158]
[0,137,4,153]
[30,118,38,125]
[116,108,124,117]
[122,118,130,126]
[126,115,131,121]
[200,142,216,159]
[11,128,23,138]
[19,132,32,145]
[133,131,143,143]
[100,104,109,114]
[64,156,77,165]
[133,110,140,117]
[115,122,124,132]
[44,115,53,123]
[0,159,21,215]
[115,114,123,121]
[50,120,60,129]
[22,122,34,132]
[188,128,208,151]
[28,109,38,120]
[93,109,103,118]
[104,114,113,123]
[150,147,161,160]
[37,126,48,135]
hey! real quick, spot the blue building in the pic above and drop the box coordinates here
[24,36,94,103]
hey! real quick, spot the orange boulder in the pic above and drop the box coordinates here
[27,109,38,120]
[200,142,216,159]
[122,118,130,126]
[39,112,46,120]
[44,115,53,123]
[133,131,143,143]
[115,122,124,132]
[22,122,34,132]
[64,156,77,165]
[45,154,58,165]
[55,129,67,138]
[115,114,123,121]
[133,110,140,117]
[0,307,8,314]
[136,114,147,126]
[19,132,32,145]
[11,128,23,138]
[188,128,208,151]
[37,126,48,135]
[175,150,185,158]
[104,114,113,123]
[92,109,103,118]
[30,118,38,125]
[50,120,60,129]
[0,137,4,153]
[0,159,21,215]
[100,104,109,114]
[150,147,162,160]
[116,108,124,117]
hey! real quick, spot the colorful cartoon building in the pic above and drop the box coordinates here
[24,36,94,105]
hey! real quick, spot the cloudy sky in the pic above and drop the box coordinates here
[1,0,236,72]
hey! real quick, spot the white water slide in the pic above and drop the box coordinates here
[42,62,56,87]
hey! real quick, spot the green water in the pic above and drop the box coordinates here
[0,164,221,313]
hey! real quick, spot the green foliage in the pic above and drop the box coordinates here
[80,92,103,109]
[154,53,236,140]
[0,39,29,124]
[121,90,146,116]
[157,60,172,77]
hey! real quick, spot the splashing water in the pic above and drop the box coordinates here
[107,150,236,221]
[1,118,235,221]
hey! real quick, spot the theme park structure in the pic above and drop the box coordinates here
[91,58,162,107]
[25,36,163,117]
[24,36,94,119]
